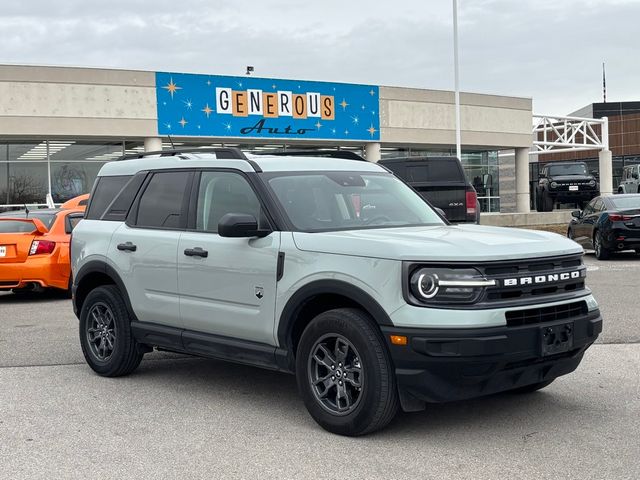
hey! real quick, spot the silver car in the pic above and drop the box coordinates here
[71,148,602,436]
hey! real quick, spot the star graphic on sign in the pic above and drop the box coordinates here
[340,99,349,110]
[224,122,233,131]
[272,84,277,89]
[369,89,375,96]
[237,81,243,88]
[314,121,323,130]
[351,115,359,125]
[331,128,337,135]
[371,110,376,116]
[197,125,201,129]
[367,124,378,137]
[202,104,213,117]
[165,123,172,130]
[206,79,212,86]
[162,77,182,99]
[162,101,167,106]
[361,105,366,110]
[179,117,188,128]
[183,99,193,110]
[344,129,350,135]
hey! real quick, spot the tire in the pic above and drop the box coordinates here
[295,308,398,436]
[542,190,554,212]
[510,379,554,394]
[593,230,610,260]
[79,285,144,377]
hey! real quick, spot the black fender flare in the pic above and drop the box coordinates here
[73,260,138,321]
[276,279,393,352]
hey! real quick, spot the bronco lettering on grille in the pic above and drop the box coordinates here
[503,270,582,287]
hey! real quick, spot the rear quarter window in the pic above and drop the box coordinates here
[85,175,132,220]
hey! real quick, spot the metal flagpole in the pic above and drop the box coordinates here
[602,62,607,103]
[453,0,462,160]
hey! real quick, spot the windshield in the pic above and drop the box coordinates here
[549,164,588,176]
[266,172,444,232]
[610,196,640,210]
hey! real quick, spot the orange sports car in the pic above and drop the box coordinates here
[0,206,84,294]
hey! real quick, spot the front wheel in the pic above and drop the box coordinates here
[594,230,610,260]
[79,285,144,377]
[296,308,398,436]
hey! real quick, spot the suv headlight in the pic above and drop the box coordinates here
[408,267,496,305]
[588,180,596,187]
[550,181,558,188]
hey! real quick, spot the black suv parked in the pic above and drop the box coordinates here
[379,156,479,223]
[536,161,599,212]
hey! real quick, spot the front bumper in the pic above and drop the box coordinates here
[381,309,602,407]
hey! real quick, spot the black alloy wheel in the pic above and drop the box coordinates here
[79,285,144,377]
[296,308,398,436]
[86,302,117,361]
[308,334,364,415]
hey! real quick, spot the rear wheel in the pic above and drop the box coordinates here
[79,285,143,377]
[594,230,610,260]
[296,308,398,436]
[511,379,554,394]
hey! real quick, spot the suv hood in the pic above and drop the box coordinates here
[292,224,582,262]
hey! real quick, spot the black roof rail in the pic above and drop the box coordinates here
[257,150,367,161]
[117,147,247,162]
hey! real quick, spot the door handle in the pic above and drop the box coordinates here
[184,247,208,258]
[117,242,137,252]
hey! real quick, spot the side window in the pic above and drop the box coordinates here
[583,199,597,215]
[592,199,605,213]
[85,175,131,220]
[135,171,191,229]
[195,172,262,233]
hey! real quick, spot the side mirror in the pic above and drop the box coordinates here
[571,210,582,219]
[633,172,639,180]
[218,213,270,238]
[590,170,599,178]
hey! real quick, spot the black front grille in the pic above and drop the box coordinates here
[505,300,588,327]
[481,254,586,303]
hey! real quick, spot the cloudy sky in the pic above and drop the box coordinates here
[1,0,638,114]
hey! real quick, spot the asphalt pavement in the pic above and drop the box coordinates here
[0,252,638,479]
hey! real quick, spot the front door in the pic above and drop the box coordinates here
[178,170,280,345]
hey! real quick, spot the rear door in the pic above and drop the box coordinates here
[178,170,280,345]
[108,170,192,327]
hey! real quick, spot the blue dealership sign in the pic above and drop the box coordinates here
[155,72,380,141]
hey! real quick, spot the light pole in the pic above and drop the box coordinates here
[453,0,462,160]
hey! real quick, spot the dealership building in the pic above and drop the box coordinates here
[0,64,535,213]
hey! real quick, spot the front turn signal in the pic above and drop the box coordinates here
[390,335,408,346]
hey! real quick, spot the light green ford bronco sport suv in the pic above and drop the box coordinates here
[71,148,602,436]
